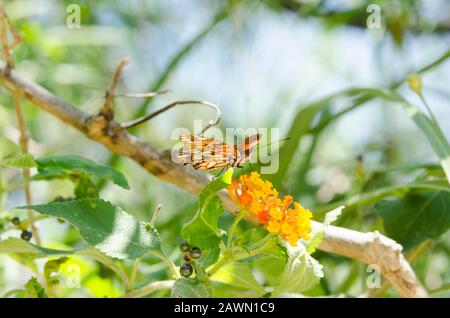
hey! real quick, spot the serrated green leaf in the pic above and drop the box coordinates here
[171,278,213,298]
[182,169,233,251]
[34,155,129,189]
[1,153,36,168]
[76,247,128,286]
[0,238,128,285]
[272,244,323,297]
[211,262,264,295]
[307,206,343,254]
[376,191,450,250]
[19,198,162,260]
[24,277,47,298]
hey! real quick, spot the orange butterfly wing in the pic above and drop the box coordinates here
[178,135,236,171]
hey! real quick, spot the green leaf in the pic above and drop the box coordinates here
[44,257,68,297]
[376,191,450,250]
[171,278,213,298]
[271,244,323,297]
[0,238,128,285]
[348,88,450,185]
[270,88,373,188]
[74,174,99,198]
[24,277,48,298]
[307,206,343,254]
[0,136,20,159]
[182,169,233,251]
[399,99,450,184]
[76,247,129,286]
[211,262,264,295]
[0,237,71,257]
[34,155,129,189]
[1,153,36,168]
[19,198,162,260]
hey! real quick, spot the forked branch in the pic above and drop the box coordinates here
[0,62,427,298]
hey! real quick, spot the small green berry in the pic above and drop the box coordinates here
[11,217,20,226]
[180,240,190,252]
[21,230,32,241]
[180,264,193,277]
[190,247,201,259]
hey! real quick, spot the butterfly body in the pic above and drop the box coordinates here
[177,134,261,171]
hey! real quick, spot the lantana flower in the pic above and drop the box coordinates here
[227,172,312,246]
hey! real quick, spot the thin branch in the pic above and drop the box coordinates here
[121,100,221,133]
[100,58,129,120]
[0,10,40,244]
[12,91,41,244]
[0,62,428,297]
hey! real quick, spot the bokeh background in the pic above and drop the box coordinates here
[0,0,449,297]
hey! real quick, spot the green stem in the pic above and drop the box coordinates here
[418,92,441,130]
[121,280,174,298]
[207,252,232,276]
[127,258,141,291]
[227,212,245,248]
[152,252,180,279]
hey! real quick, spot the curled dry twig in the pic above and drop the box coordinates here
[120,100,221,133]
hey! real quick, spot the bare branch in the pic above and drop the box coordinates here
[100,58,129,120]
[121,100,221,134]
[0,62,427,298]
[0,11,41,243]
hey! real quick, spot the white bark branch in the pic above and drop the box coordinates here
[0,62,427,298]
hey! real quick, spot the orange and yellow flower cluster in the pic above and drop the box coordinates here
[227,172,312,246]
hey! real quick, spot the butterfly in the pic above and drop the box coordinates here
[177,133,262,171]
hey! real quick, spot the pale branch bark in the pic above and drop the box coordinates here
[0,62,427,298]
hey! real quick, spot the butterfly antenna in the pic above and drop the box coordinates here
[259,137,291,149]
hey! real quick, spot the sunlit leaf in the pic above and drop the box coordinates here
[271,244,323,297]
[34,155,129,189]
[307,206,343,254]
[19,199,162,260]
[24,277,47,298]
[182,169,233,251]
[171,278,213,298]
[211,262,264,295]
[376,191,450,249]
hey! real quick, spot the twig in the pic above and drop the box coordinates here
[0,10,40,244]
[121,100,221,133]
[11,90,41,244]
[100,58,129,120]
